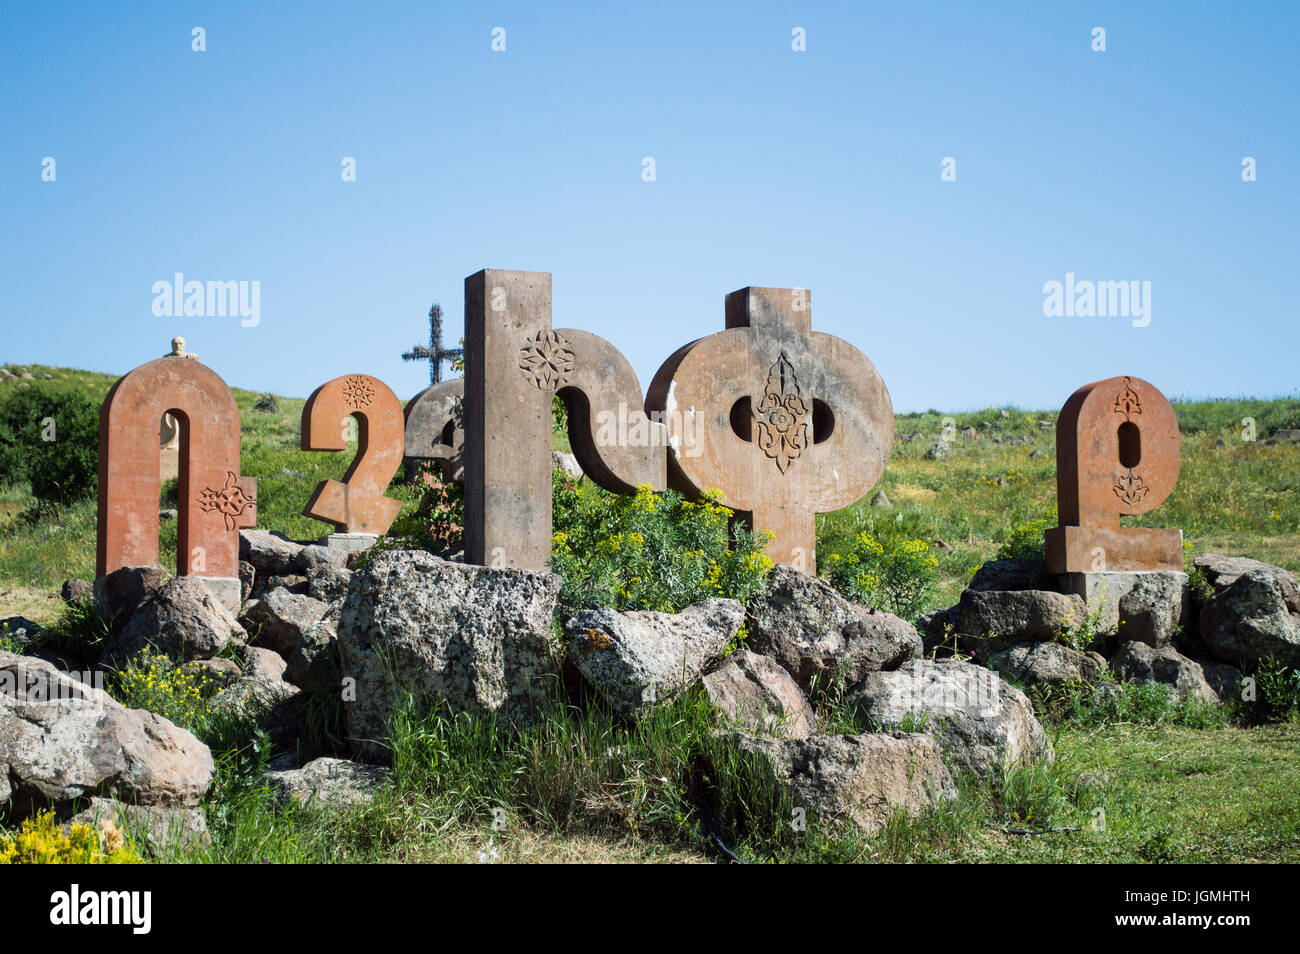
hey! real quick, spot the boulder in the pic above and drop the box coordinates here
[239,529,304,577]
[699,649,816,740]
[925,441,950,460]
[284,628,340,695]
[252,574,309,599]
[104,576,246,669]
[984,641,1102,688]
[68,797,210,853]
[307,564,352,604]
[1118,573,1185,647]
[60,579,94,606]
[1194,554,1300,614]
[1109,641,1219,704]
[729,731,956,834]
[295,544,349,573]
[265,757,392,808]
[1200,660,1243,700]
[551,450,583,479]
[567,599,743,715]
[1,652,214,815]
[747,565,921,692]
[957,588,1086,642]
[239,588,334,658]
[94,564,166,633]
[243,646,288,685]
[846,658,1053,777]
[338,550,562,758]
[1199,570,1300,668]
[0,616,43,650]
[968,558,1049,593]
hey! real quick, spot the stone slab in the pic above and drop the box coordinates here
[1057,570,1187,632]
[322,532,379,554]
[1045,525,1183,574]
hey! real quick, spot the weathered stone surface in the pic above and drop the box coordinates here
[464,268,666,569]
[1117,572,1185,647]
[846,659,1053,777]
[301,374,406,535]
[645,287,893,574]
[239,529,303,577]
[1199,570,1300,668]
[1194,554,1300,614]
[957,588,1086,641]
[1110,641,1219,703]
[239,588,334,658]
[1200,660,1243,700]
[238,560,255,602]
[567,599,743,715]
[60,579,94,606]
[1045,376,1182,573]
[243,646,288,685]
[730,731,955,834]
[95,564,166,632]
[98,356,255,591]
[0,616,43,649]
[105,576,246,669]
[295,543,348,573]
[925,440,950,460]
[307,564,352,604]
[284,625,340,695]
[68,796,210,853]
[211,675,299,719]
[968,558,1049,593]
[700,650,816,740]
[747,566,920,691]
[552,450,583,479]
[253,573,309,599]
[404,377,465,482]
[265,757,393,808]
[1,652,214,814]
[984,641,1102,687]
[339,550,562,758]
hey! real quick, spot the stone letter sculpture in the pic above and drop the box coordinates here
[646,286,893,572]
[97,354,255,609]
[1045,375,1182,573]
[463,268,666,568]
[301,373,405,536]
[404,377,464,483]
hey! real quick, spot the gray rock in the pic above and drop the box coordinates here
[567,599,743,715]
[60,579,94,606]
[984,641,1102,687]
[846,658,1053,777]
[1195,554,1300,614]
[957,588,1087,642]
[307,564,353,604]
[1200,660,1243,700]
[747,565,921,692]
[104,576,246,669]
[95,564,166,633]
[238,561,255,602]
[700,649,816,740]
[871,490,891,509]
[551,450,583,479]
[1,652,214,814]
[295,544,349,573]
[925,440,950,460]
[1118,572,1186,647]
[1199,570,1300,668]
[0,616,43,649]
[211,674,299,718]
[1109,641,1219,704]
[252,573,310,599]
[238,529,304,577]
[338,550,562,758]
[284,626,340,695]
[242,646,288,685]
[265,757,393,808]
[68,797,210,853]
[239,588,334,658]
[729,731,956,834]
[968,558,1049,593]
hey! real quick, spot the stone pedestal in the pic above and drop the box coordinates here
[322,532,379,555]
[1045,526,1183,574]
[1056,570,1187,632]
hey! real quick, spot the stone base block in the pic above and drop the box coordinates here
[321,533,379,555]
[1057,570,1187,632]
[1044,526,1182,574]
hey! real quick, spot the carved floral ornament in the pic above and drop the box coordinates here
[518,329,575,390]
[1112,376,1148,507]
[755,352,809,473]
[342,374,376,409]
[198,471,256,531]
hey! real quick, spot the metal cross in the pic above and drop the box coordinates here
[402,303,464,385]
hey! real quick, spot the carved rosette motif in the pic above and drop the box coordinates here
[342,375,375,409]
[755,352,809,474]
[1112,376,1147,507]
[518,330,575,390]
[198,471,256,531]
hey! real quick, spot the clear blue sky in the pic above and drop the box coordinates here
[3,1,1296,413]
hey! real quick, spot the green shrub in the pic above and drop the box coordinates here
[0,384,99,502]
[996,518,1051,562]
[822,530,938,621]
[1249,657,1300,724]
[550,476,772,613]
[0,811,142,864]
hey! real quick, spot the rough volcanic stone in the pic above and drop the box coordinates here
[985,641,1103,688]
[104,576,247,668]
[239,529,304,577]
[700,649,816,740]
[968,558,1049,593]
[239,589,334,658]
[265,757,393,808]
[1117,572,1186,647]
[1109,641,1219,704]
[1199,570,1300,668]
[957,588,1087,642]
[1195,554,1300,614]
